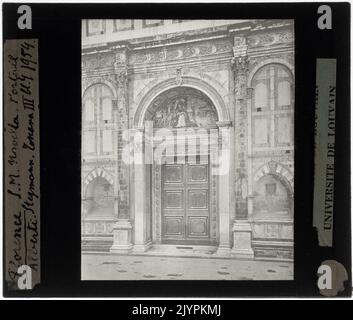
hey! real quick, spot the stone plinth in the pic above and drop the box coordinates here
[132,241,153,253]
[110,220,133,253]
[231,220,254,259]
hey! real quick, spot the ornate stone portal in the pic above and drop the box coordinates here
[81,19,294,261]
[131,86,232,253]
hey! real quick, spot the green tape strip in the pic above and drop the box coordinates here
[313,58,337,247]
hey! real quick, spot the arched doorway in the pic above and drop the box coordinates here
[133,82,232,253]
[146,87,219,245]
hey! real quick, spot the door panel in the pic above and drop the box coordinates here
[164,216,184,236]
[164,164,184,183]
[188,164,208,182]
[164,190,184,209]
[162,160,210,244]
[188,216,208,237]
[162,164,185,240]
[188,189,208,209]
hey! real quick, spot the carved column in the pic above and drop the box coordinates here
[216,121,232,256]
[231,36,250,220]
[246,87,254,218]
[231,36,254,258]
[110,47,133,253]
[132,127,152,252]
[116,65,130,219]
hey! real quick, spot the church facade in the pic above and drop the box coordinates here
[81,19,294,261]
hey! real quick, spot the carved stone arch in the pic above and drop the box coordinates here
[133,76,230,128]
[83,167,115,195]
[82,77,118,99]
[253,161,294,195]
[247,58,294,88]
[185,70,230,105]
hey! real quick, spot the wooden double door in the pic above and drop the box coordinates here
[161,158,211,244]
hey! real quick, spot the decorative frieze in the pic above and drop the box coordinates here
[82,220,115,235]
[129,39,232,65]
[251,221,293,240]
[82,52,115,70]
[247,30,294,48]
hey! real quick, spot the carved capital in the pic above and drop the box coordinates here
[231,55,250,74]
[114,52,127,67]
[231,36,248,72]
[113,45,130,69]
[116,70,128,88]
[232,54,249,98]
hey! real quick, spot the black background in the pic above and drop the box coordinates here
[2,2,351,298]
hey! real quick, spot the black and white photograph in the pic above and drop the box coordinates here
[2,0,352,301]
[81,19,295,281]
